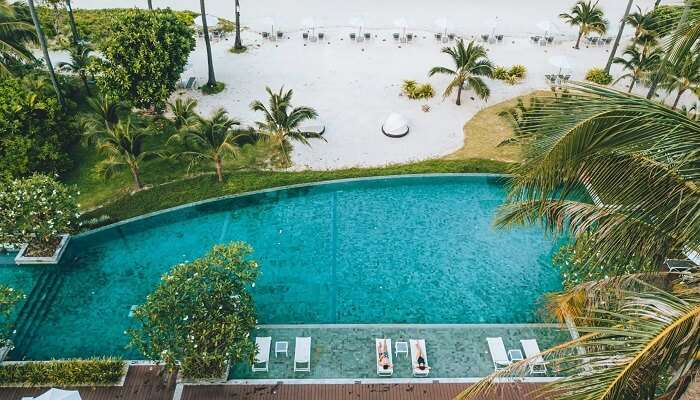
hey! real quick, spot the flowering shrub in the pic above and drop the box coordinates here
[128,241,259,379]
[0,285,24,349]
[0,175,80,255]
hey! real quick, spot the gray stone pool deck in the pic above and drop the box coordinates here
[229,324,570,381]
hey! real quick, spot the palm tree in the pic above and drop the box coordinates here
[147,0,152,10]
[0,0,36,74]
[58,42,94,95]
[626,5,656,45]
[613,45,662,92]
[428,39,493,105]
[604,0,633,75]
[663,51,700,109]
[65,0,79,44]
[168,97,198,130]
[26,0,63,106]
[168,108,248,182]
[233,0,243,50]
[93,118,153,190]
[456,82,700,400]
[86,95,127,131]
[250,86,323,166]
[560,0,609,50]
[199,0,217,88]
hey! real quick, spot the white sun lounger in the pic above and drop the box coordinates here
[521,339,547,375]
[252,336,271,372]
[409,339,430,376]
[294,337,311,372]
[487,337,511,371]
[375,338,393,376]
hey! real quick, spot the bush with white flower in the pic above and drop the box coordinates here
[127,241,259,379]
[0,285,24,349]
[0,175,80,256]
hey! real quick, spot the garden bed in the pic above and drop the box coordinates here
[0,358,127,387]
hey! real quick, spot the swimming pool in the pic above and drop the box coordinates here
[1,175,563,361]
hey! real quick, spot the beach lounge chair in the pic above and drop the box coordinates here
[376,338,393,376]
[252,336,271,372]
[294,337,311,372]
[521,339,547,375]
[409,339,430,377]
[185,77,197,90]
[487,337,511,371]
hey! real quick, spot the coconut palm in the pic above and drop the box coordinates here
[58,42,94,95]
[613,45,662,92]
[604,0,633,75]
[65,0,79,44]
[560,0,609,49]
[662,50,700,109]
[626,5,657,45]
[428,39,493,105]
[456,82,700,400]
[85,95,127,131]
[168,108,248,182]
[94,118,153,190]
[250,86,323,166]
[168,97,198,130]
[199,0,217,88]
[0,0,36,74]
[233,0,243,50]
[147,0,153,10]
[26,0,63,106]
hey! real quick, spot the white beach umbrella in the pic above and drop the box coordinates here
[194,14,219,28]
[483,17,499,35]
[393,17,408,37]
[349,17,365,29]
[549,55,574,73]
[35,388,81,400]
[301,17,317,30]
[536,20,558,36]
[260,17,276,33]
[434,17,452,33]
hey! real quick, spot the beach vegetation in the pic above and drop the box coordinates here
[57,42,97,96]
[127,242,259,379]
[0,0,35,75]
[661,50,700,109]
[200,81,226,95]
[428,39,494,105]
[168,97,199,130]
[229,45,248,54]
[492,65,526,85]
[402,80,435,99]
[613,45,662,92]
[559,0,608,50]
[584,67,613,85]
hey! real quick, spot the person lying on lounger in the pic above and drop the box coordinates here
[414,341,431,371]
[377,338,393,370]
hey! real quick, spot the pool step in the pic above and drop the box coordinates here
[10,269,64,359]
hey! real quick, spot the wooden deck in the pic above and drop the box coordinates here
[181,382,546,400]
[0,365,176,400]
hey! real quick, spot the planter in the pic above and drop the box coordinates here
[177,361,230,384]
[15,234,70,265]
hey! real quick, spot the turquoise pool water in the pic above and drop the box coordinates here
[1,175,563,360]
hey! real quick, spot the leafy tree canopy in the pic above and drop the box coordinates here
[92,8,195,111]
[0,285,23,349]
[128,242,259,379]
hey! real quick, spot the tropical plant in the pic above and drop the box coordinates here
[168,97,198,130]
[662,50,700,108]
[492,64,526,85]
[626,5,658,45]
[457,82,700,400]
[199,0,217,91]
[233,0,242,50]
[604,0,634,75]
[92,8,195,111]
[168,108,249,182]
[0,174,79,255]
[560,0,609,49]
[428,39,493,105]
[0,0,35,74]
[584,67,613,85]
[250,86,323,166]
[57,42,95,95]
[92,117,154,190]
[26,0,63,106]
[0,358,124,386]
[0,285,23,349]
[64,0,79,43]
[402,80,435,99]
[497,96,548,146]
[128,242,259,379]
[613,45,662,92]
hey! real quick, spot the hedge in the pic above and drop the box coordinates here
[0,358,125,386]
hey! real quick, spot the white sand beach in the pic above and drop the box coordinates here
[62,0,693,170]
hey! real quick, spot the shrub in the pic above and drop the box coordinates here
[0,76,77,180]
[0,286,24,349]
[128,242,259,379]
[92,9,196,111]
[402,80,435,99]
[492,65,527,84]
[200,81,226,95]
[0,175,80,255]
[0,358,124,386]
[585,68,613,85]
[492,66,510,80]
[509,64,527,79]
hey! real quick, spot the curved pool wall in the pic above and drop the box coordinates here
[1,174,564,361]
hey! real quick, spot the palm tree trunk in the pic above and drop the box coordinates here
[147,0,153,10]
[574,29,583,49]
[130,165,143,190]
[605,0,633,74]
[27,0,64,107]
[80,73,91,96]
[456,84,462,105]
[65,0,80,45]
[628,77,636,93]
[234,0,243,49]
[648,0,691,99]
[680,372,700,400]
[215,158,224,182]
[672,89,685,109]
[200,0,216,87]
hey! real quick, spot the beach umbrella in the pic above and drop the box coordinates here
[549,55,574,73]
[301,17,317,35]
[349,16,365,35]
[260,17,276,34]
[35,389,81,400]
[483,17,499,35]
[393,17,408,37]
[434,17,452,34]
[194,14,220,29]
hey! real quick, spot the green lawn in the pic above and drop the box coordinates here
[80,158,513,229]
